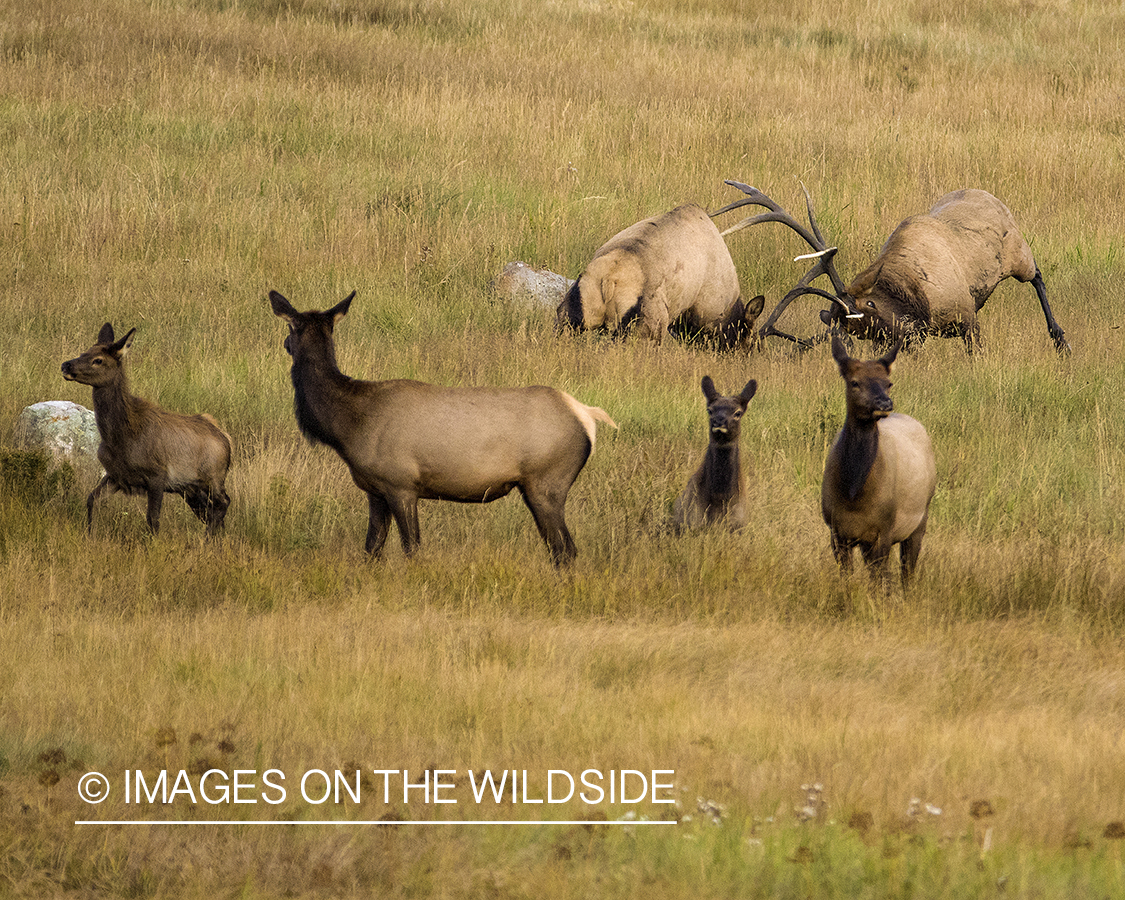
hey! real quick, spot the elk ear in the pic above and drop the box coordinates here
[269,290,299,322]
[831,333,852,374]
[701,376,719,404]
[745,294,765,318]
[96,323,115,344]
[328,291,356,325]
[109,328,136,357]
[878,338,903,370]
[739,379,758,406]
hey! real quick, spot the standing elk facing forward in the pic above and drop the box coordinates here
[557,203,765,349]
[673,376,757,531]
[270,290,617,566]
[821,336,936,589]
[61,324,231,535]
[716,182,1069,354]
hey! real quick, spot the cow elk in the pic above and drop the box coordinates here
[61,324,232,535]
[673,376,757,531]
[270,290,617,566]
[821,336,936,589]
[557,203,765,349]
[715,181,1070,354]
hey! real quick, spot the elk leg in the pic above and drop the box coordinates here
[195,487,229,535]
[830,530,854,573]
[86,475,112,532]
[364,492,394,557]
[860,538,893,588]
[1031,268,1070,355]
[961,320,982,354]
[387,494,421,557]
[209,489,230,534]
[638,287,670,343]
[899,513,929,590]
[145,486,165,534]
[520,485,577,566]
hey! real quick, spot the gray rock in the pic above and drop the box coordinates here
[15,401,102,471]
[491,261,574,310]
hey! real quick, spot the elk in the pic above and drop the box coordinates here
[270,290,617,566]
[673,376,757,531]
[821,335,936,589]
[557,203,765,348]
[715,181,1070,354]
[60,324,231,535]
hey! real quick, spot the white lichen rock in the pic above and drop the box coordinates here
[15,401,102,470]
[491,261,574,310]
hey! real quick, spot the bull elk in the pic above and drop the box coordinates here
[61,324,232,535]
[557,203,765,348]
[270,290,617,566]
[715,181,1070,354]
[821,335,936,589]
[673,376,757,531]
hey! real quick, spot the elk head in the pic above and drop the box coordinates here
[712,180,861,348]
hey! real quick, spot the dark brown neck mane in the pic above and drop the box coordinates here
[838,417,879,502]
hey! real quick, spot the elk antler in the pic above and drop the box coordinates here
[712,181,858,347]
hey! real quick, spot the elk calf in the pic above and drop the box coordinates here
[673,376,757,531]
[61,324,231,535]
[270,290,616,566]
[821,336,936,588]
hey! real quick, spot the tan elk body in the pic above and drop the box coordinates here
[61,324,231,535]
[270,290,616,565]
[557,204,764,348]
[673,376,757,530]
[821,336,936,587]
[718,182,1069,353]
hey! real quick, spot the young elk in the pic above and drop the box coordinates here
[270,290,617,566]
[821,336,936,589]
[673,376,757,531]
[61,324,231,535]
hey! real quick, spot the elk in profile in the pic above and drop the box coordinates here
[715,181,1069,354]
[821,335,936,589]
[557,203,765,349]
[270,290,617,566]
[61,324,231,535]
[674,376,757,531]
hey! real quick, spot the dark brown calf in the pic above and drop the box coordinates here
[673,376,757,531]
[61,324,231,535]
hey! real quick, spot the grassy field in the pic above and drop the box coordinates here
[3,0,1125,896]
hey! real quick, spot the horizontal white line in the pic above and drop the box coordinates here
[76,819,678,826]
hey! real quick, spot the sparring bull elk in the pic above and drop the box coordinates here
[271,290,616,565]
[557,203,765,349]
[714,181,1070,354]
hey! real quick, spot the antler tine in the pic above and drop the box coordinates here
[799,182,829,249]
[711,180,825,254]
[758,285,845,348]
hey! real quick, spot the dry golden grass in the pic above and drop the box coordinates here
[3,0,1125,896]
